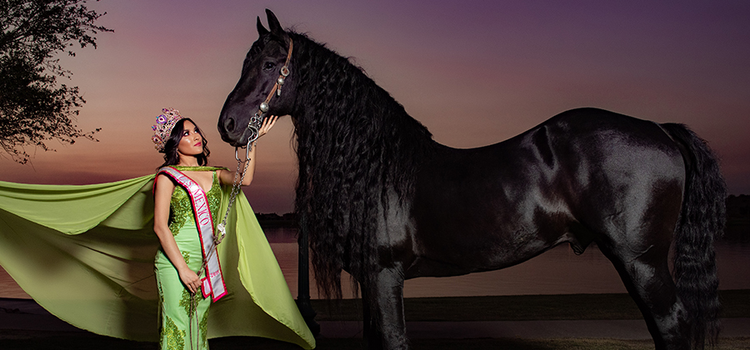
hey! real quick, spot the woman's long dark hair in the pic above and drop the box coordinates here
[158,118,210,168]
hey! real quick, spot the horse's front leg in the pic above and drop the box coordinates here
[362,263,408,350]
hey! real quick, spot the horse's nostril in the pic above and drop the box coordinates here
[225,118,235,133]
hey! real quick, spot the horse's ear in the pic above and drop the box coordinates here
[265,9,284,35]
[257,16,269,36]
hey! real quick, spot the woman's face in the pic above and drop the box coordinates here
[177,120,204,157]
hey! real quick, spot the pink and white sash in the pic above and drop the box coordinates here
[158,166,227,301]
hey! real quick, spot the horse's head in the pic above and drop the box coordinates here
[218,9,295,147]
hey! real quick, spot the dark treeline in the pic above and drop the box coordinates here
[256,194,750,241]
[256,212,298,228]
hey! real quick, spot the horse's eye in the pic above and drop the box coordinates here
[263,61,275,70]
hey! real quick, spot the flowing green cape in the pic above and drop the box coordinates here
[0,176,315,349]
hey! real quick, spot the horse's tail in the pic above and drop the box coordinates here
[661,123,726,349]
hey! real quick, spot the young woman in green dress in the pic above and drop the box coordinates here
[151,108,276,349]
[0,108,314,348]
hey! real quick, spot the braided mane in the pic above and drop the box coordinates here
[286,32,434,298]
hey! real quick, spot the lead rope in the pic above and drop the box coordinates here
[187,145,251,350]
[215,138,255,245]
[189,294,199,350]
[194,138,254,285]
[189,141,253,350]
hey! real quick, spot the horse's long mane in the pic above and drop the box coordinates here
[286,32,434,298]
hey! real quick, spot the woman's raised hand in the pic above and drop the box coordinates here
[258,115,278,139]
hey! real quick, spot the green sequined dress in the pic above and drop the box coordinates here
[155,166,223,350]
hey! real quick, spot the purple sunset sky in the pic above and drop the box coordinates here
[2,0,749,213]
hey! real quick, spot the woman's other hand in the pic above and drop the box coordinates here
[179,267,202,294]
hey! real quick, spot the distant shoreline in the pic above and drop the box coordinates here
[310,289,750,322]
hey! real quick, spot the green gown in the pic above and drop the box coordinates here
[155,166,223,349]
[0,170,316,349]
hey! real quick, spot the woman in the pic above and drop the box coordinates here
[0,109,315,348]
[150,108,276,349]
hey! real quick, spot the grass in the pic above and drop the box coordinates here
[2,290,749,349]
[2,333,749,350]
[318,337,750,350]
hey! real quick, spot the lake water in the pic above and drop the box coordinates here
[2,227,749,299]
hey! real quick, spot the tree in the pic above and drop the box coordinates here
[0,0,112,163]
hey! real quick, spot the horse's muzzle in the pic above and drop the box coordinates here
[218,113,245,147]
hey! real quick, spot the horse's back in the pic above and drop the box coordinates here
[407,108,686,277]
[540,108,687,205]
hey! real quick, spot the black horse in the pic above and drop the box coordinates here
[219,10,726,350]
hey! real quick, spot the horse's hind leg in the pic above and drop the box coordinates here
[362,264,408,350]
[599,240,690,350]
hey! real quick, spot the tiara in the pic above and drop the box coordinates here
[151,108,183,152]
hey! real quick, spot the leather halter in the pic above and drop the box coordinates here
[242,37,294,147]
[258,37,293,115]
